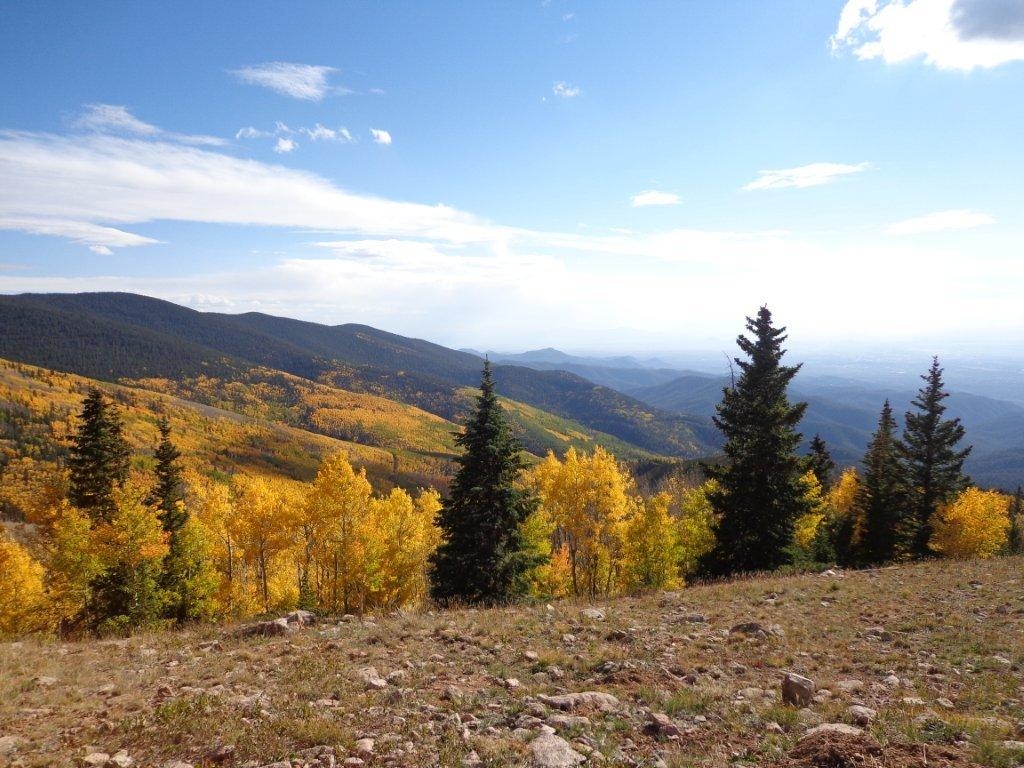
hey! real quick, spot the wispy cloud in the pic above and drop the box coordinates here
[75,104,224,146]
[231,62,340,100]
[743,162,871,191]
[631,190,681,207]
[552,81,581,98]
[370,128,392,145]
[886,208,995,235]
[830,0,1024,71]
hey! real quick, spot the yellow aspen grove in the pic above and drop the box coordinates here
[622,492,682,593]
[0,530,49,636]
[533,446,631,598]
[187,472,245,616]
[520,504,568,599]
[664,478,718,578]
[42,501,103,627]
[366,487,441,609]
[303,453,374,614]
[793,471,826,553]
[0,457,69,532]
[929,487,1011,559]
[230,474,301,613]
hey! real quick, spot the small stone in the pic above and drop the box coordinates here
[765,722,785,735]
[847,705,877,725]
[357,667,388,690]
[545,715,591,730]
[835,679,865,694]
[530,732,586,767]
[524,651,540,662]
[646,712,684,738]
[81,753,110,767]
[34,676,58,687]
[354,738,374,756]
[462,750,483,767]
[0,736,26,756]
[285,609,317,626]
[864,626,892,641]
[882,674,901,688]
[1001,741,1024,751]
[782,672,815,707]
[580,608,605,621]
[162,763,195,768]
[936,697,955,710]
[539,691,620,712]
[901,697,926,707]
[801,723,864,740]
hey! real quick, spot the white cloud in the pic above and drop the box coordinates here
[552,81,581,98]
[562,12,575,21]
[236,126,271,139]
[631,190,681,207]
[274,137,297,154]
[886,208,995,235]
[0,216,161,252]
[370,128,392,145]
[74,104,224,146]
[830,0,1024,71]
[231,62,339,100]
[743,162,871,191]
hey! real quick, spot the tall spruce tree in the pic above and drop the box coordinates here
[429,362,544,605]
[899,358,972,558]
[806,434,837,492]
[855,401,906,564]
[700,306,811,576]
[68,387,131,522]
[151,417,186,534]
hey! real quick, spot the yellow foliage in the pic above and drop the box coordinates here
[930,487,1010,559]
[533,447,632,597]
[43,501,103,624]
[793,471,825,553]
[0,457,69,530]
[664,478,718,576]
[622,493,682,593]
[0,530,49,636]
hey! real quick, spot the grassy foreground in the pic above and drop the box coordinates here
[2,557,1023,768]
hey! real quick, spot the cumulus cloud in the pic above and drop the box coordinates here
[274,137,297,154]
[552,81,581,98]
[631,190,681,207]
[743,162,871,191]
[886,208,995,235]
[370,128,392,145]
[831,0,1024,70]
[231,62,340,100]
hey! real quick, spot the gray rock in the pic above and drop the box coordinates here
[580,608,605,621]
[835,679,865,694]
[847,705,877,725]
[285,610,317,627]
[80,754,110,767]
[782,672,815,707]
[539,691,620,712]
[354,738,374,756]
[231,618,291,638]
[357,667,388,690]
[110,751,134,768]
[530,733,586,767]
[545,714,591,730]
[162,763,195,768]
[801,723,864,740]
[646,711,684,738]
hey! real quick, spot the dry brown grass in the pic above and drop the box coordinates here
[2,557,1022,767]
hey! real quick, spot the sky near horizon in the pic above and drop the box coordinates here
[1,0,1022,352]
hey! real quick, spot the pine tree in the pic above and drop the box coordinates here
[151,417,186,534]
[806,434,836,492]
[855,401,906,564]
[429,362,544,605]
[68,388,131,522]
[899,358,972,558]
[699,306,811,576]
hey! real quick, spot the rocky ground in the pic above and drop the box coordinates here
[2,557,1024,768]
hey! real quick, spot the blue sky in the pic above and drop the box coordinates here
[1,0,1022,351]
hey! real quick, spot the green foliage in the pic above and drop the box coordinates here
[151,417,186,533]
[700,307,811,577]
[900,358,972,558]
[856,400,907,564]
[430,362,545,605]
[68,387,130,522]
[806,434,836,492]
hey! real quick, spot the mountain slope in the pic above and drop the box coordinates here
[0,293,708,459]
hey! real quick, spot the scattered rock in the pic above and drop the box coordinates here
[846,705,877,726]
[835,679,865,694]
[646,711,684,738]
[206,744,236,763]
[936,697,955,710]
[34,675,58,687]
[539,691,621,712]
[81,753,111,767]
[110,751,133,768]
[162,763,195,768]
[545,714,591,730]
[782,672,815,707]
[901,697,926,707]
[231,618,291,639]
[357,666,388,690]
[530,732,586,767]
[1001,740,1024,751]
[864,626,892,641]
[0,736,25,756]
[882,674,901,688]
[286,610,317,627]
[801,723,864,740]
[580,608,605,621]
[354,738,374,756]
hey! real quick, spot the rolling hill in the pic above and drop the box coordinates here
[0,293,709,460]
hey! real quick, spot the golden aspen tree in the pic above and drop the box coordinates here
[533,447,631,598]
[230,474,300,613]
[520,503,568,599]
[186,472,245,616]
[373,487,441,608]
[0,457,69,531]
[0,530,49,636]
[42,500,102,628]
[929,487,1010,559]
[664,478,718,578]
[304,453,374,614]
[622,493,682,593]
[793,470,826,554]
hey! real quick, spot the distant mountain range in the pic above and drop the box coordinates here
[0,292,709,460]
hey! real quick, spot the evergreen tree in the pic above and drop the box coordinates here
[429,362,544,605]
[68,388,131,522]
[899,358,972,558]
[699,306,811,576]
[855,401,906,564]
[150,417,186,534]
[1008,487,1024,556]
[806,434,837,492]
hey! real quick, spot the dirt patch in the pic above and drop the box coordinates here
[781,732,978,768]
